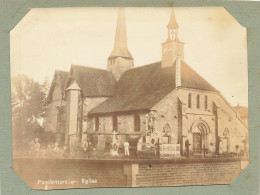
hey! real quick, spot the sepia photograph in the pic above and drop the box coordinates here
[10,7,249,190]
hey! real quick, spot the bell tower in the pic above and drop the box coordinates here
[107,8,134,81]
[161,8,184,68]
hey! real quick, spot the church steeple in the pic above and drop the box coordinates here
[161,8,184,68]
[107,8,134,81]
[166,8,179,42]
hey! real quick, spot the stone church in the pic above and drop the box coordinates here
[44,8,248,157]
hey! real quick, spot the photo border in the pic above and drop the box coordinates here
[0,0,259,194]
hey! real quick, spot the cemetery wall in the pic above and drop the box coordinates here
[13,158,241,189]
[136,159,241,187]
[13,158,127,190]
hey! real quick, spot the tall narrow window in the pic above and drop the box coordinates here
[197,95,200,109]
[95,116,99,132]
[113,115,118,131]
[188,93,192,108]
[205,96,208,110]
[134,114,141,132]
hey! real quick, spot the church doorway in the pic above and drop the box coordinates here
[193,132,202,154]
[191,121,210,157]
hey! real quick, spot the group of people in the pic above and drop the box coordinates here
[137,134,161,157]
[82,141,96,158]
[28,138,41,157]
[28,138,69,158]
[82,140,130,158]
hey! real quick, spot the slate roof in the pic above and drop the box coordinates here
[69,65,116,97]
[181,60,218,91]
[47,70,69,101]
[89,60,218,115]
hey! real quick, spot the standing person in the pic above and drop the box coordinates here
[142,134,146,143]
[137,138,143,154]
[82,140,88,152]
[156,138,160,158]
[34,138,40,157]
[47,144,52,157]
[124,141,130,157]
[52,142,59,156]
[217,136,222,156]
[185,140,191,158]
[29,139,35,156]
[62,145,69,158]
[87,142,93,159]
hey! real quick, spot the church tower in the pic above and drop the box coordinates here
[161,8,184,68]
[107,8,134,81]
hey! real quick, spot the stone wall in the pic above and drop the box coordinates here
[152,90,178,144]
[176,88,248,154]
[151,88,248,156]
[213,94,248,154]
[13,158,242,190]
[87,113,147,150]
[177,89,217,154]
[44,85,64,133]
[107,56,134,81]
[82,97,109,144]
[136,159,241,187]
[84,87,248,155]
[44,100,60,133]
[14,158,127,190]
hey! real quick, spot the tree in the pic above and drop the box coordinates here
[11,75,49,154]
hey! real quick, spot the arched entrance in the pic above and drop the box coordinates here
[190,120,210,156]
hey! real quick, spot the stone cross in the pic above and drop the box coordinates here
[112,131,117,142]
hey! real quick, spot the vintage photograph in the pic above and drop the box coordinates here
[11,7,249,190]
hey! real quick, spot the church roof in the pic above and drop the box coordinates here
[234,104,248,118]
[69,65,116,97]
[89,60,218,115]
[181,60,217,91]
[47,70,69,101]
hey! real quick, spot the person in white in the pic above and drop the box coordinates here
[124,141,130,156]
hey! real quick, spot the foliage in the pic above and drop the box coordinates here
[11,75,50,150]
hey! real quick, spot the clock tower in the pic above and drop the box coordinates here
[161,8,184,68]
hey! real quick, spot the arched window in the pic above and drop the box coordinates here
[188,93,192,108]
[163,123,171,135]
[134,114,140,132]
[113,115,118,131]
[205,96,208,110]
[95,116,99,132]
[197,95,200,109]
[223,128,230,138]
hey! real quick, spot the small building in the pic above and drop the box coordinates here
[45,8,248,157]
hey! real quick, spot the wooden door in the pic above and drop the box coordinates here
[193,133,202,154]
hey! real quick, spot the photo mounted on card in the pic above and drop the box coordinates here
[10,7,249,190]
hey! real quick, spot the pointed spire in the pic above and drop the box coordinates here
[108,8,133,59]
[167,8,179,29]
[166,8,180,42]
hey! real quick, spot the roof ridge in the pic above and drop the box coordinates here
[55,70,69,73]
[71,64,110,72]
[131,61,161,69]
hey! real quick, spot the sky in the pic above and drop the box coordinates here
[10,7,248,107]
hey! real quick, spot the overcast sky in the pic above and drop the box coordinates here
[10,7,248,106]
